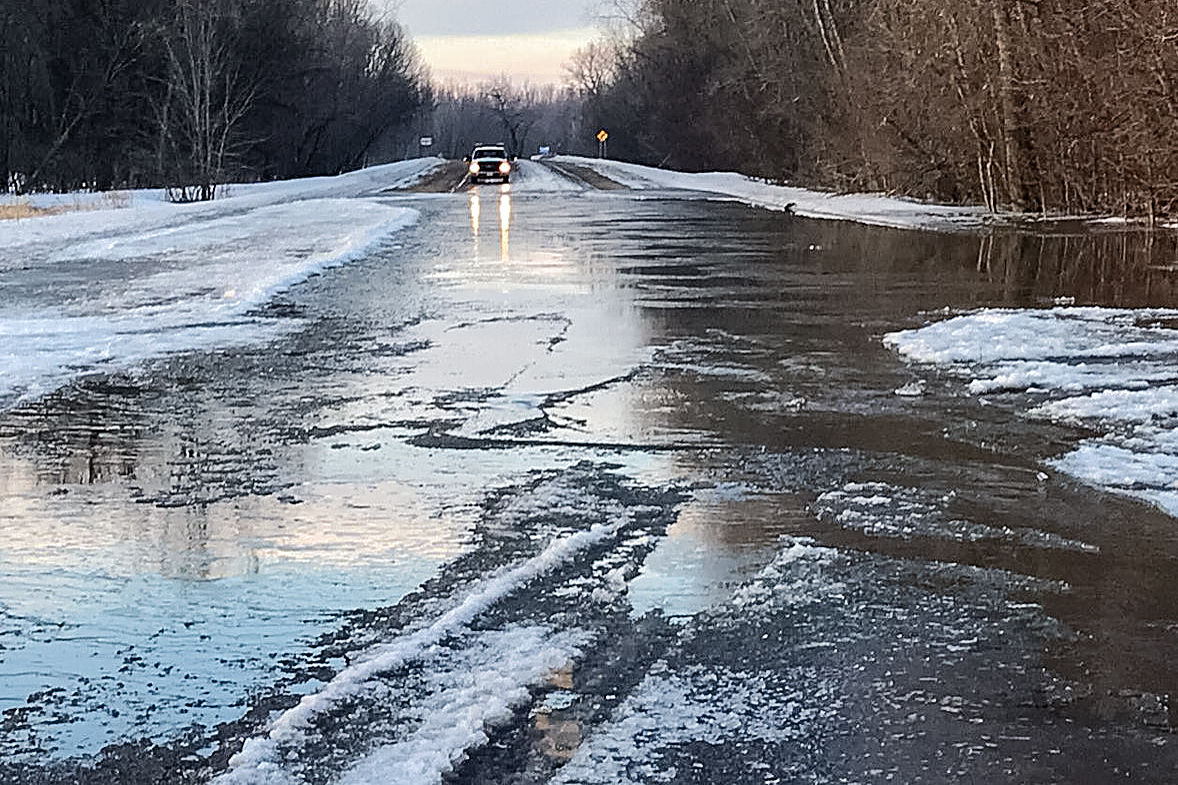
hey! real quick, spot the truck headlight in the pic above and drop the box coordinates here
[469,162,479,175]
[498,161,511,174]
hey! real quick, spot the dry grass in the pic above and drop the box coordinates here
[0,191,132,221]
[0,201,59,220]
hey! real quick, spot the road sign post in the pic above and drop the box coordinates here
[596,129,609,159]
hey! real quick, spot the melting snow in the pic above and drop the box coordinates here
[0,160,438,408]
[555,156,990,232]
[886,307,1178,517]
[551,663,836,785]
[336,626,589,785]
[814,482,1098,553]
[216,520,626,783]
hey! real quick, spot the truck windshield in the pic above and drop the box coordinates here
[473,149,506,158]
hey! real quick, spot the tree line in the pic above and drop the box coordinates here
[1,0,426,199]
[570,0,1178,219]
[421,81,581,161]
[10,0,1170,218]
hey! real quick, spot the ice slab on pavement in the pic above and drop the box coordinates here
[510,159,584,192]
[884,307,1178,366]
[885,307,1178,517]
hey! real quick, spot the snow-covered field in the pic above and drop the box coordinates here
[0,159,441,408]
[0,159,444,249]
[886,308,1178,516]
[555,155,991,231]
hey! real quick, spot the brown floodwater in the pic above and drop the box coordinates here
[3,173,1178,781]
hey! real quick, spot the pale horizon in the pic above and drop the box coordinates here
[414,27,597,86]
[378,0,602,85]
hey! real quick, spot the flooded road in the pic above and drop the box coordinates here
[4,163,1178,782]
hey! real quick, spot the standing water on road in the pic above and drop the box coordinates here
[4,162,1178,782]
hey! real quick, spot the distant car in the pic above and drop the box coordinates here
[466,145,512,183]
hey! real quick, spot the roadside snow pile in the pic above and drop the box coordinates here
[555,155,989,231]
[0,159,440,408]
[885,307,1178,516]
[0,158,440,251]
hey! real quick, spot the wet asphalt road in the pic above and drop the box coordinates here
[4,162,1178,782]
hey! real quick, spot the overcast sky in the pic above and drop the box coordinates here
[381,0,601,84]
[391,0,598,36]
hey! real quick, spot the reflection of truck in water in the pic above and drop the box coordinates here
[465,145,512,184]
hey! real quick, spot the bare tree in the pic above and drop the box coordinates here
[26,8,144,190]
[0,0,426,194]
[485,80,540,156]
[154,0,256,201]
[566,41,618,97]
[575,0,1178,218]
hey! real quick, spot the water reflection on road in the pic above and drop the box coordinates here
[467,185,512,262]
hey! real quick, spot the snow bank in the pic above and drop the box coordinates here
[0,159,439,408]
[886,308,1178,517]
[0,158,440,251]
[555,156,990,231]
[0,200,418,407]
